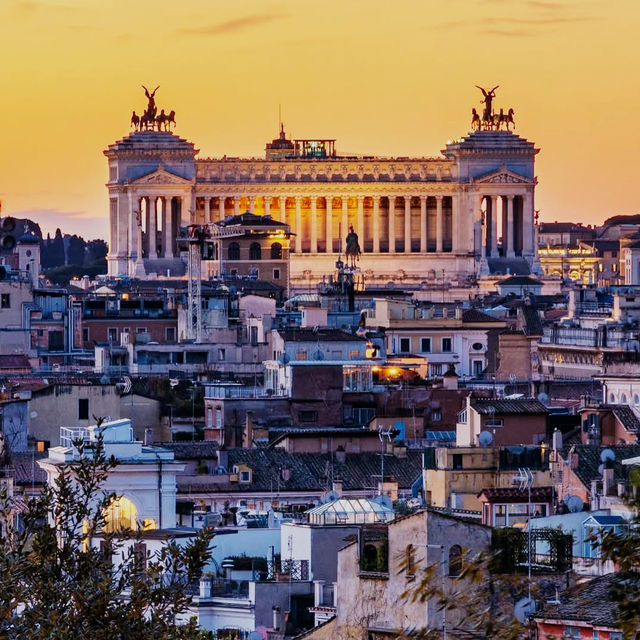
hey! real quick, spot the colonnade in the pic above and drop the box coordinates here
[194,194,458,255]
[476,193,533,259]
[131,194,182,260]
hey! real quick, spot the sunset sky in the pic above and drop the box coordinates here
[1,0,638,240]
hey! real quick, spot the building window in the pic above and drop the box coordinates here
[228,242,240,261]
[165,327,176,342]
[207,407,213,428]
[104,496,139,533]
[249,242,262,260]
[135,327,148,335]
[271,242,282,259]
[430,363,443,377]
[452,454,463,470]
[299,410,318,423]
[273,268,281,280]
[431,409,442,421]
[405,544,416,580]
[448,545,463,578]
[562,627,581,640]
[420,338,431,353]
[473,360,484,376]
[621,393,627,404]
[441,337,452,352]
[215,407,222,428]
[78,398,89,420]
[82,328,90,343]
[399,338,411,353]
[108,328,118,343]
[239,470,252,483]
[349,349,360,360]
[218,348,226,361]
[0,294,10,309]
[296,350,307,360]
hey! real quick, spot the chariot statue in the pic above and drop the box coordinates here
[130,85,177,132]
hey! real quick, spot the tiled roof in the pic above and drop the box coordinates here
[559,444,640,488]
[178,449,422,494]
[533,573,620,628]
[160,442,221,459]
[0,355,31,370]
[470,398,548,415]
[461,309,501,323]
[9,452,48,486]
[278,328,365,343]
[218,212,289,228]
[478,486,553,502]
[610,406,640,433]
[539,222,591,233]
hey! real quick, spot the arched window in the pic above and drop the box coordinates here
[404,544,416,579]
[103,496,138,532]
[621,393,627,404]
[448,544,463,578]
[634,394,639,405]
[249,242,262,260]
[271,242,282,259]
[228,242,240,261]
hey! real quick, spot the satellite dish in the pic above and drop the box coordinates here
[563,494,584,513]
[278,353,291,365]
[312,349,325,361]
[537,392,549,404]
[514,597,536,624]
[373,495,393,510]
[322,490,340,504]
[30,411,38,419]
[478,431,494,448]
[601,448,615,463]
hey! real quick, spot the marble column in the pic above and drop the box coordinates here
[218,196,225,221]
[506,195,515,258]
[295,196,302,253]
[234,197,240,215]
[388,197,396,254]
[420,196,427,253]
[436,195,443,253]
[491,195,499,257]
[341,197,348,251]
[164,196,174,258]
[204,197,211,223]
[404,197,411,253]
[128,190,136,262]
[473,193,482,257]
[148,196,157,258]
[451,192,459,254]
[326,197,333,253]
[373,196,380,253]
[280,196,286,224]
[310,196,318,253]
[249,196,255,213]
[264,196,271,218]
[357,195,364,249]
[522,191,533,256]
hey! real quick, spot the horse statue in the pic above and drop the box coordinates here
[471,108,481,131]
[345,225,361,268]
[504,108,515,131]
[156,109,167,130]
[140,111,154,130]
[131,111,140,130]
[165,110,176,130]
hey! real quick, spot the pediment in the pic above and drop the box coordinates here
[474,168,532,185]
[130,167,192,186]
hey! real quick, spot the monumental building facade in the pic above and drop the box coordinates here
[105,124,540,288]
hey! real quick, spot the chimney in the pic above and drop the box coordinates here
[603,467,614,496]
[335,446,346,464]
[332,479,343,497]
[243,411,254,448]
[144,428,153,446]
[199,577,211,599]
[443,363,459,390]
[272,606,281,631]
[552,428,563,451]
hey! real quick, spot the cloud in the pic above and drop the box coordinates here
[482,28,536,37]
[178,12,284,37]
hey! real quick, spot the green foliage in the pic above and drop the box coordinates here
[598,474,640,639]
[0,433,214,639]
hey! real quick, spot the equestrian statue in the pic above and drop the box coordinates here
[471,86,516,132]
[130,85,177,132]
[345,225,361,268]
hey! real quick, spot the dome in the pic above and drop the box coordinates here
[18,231,39,245]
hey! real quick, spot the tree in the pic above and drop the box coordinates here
[599,468,640,639]
[398,548,527,640]
[0,434,214,639]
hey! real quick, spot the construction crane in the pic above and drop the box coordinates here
[178,222,245,342]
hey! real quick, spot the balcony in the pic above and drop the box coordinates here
[205,384,286,399]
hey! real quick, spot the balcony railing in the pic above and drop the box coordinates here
[266,559,309,581]
[205,385,285,399]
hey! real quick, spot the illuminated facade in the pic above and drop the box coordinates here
[538,246,599,284]
[105,127,540,287]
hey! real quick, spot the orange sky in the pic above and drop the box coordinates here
[1,0,639,240]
